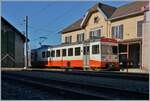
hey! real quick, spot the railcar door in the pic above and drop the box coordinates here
[83,45,90,69]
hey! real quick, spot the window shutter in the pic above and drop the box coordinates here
[90,31,92,39]
[112,27,115,38]
[82,33,84,41]
[119,25,123,39]
[97,29,101,37]
[137,21,143,37]
[77,34,79,42]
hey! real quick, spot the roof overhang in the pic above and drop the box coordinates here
[80,7,108,27]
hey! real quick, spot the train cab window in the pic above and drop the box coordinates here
[42,51,46,58]
[51,50,55,57]
[68,48,73,56]
[92,45,99,54]
[112,46,118,54]
[56,50,60,57]
[62,49,66,56]
[46,51,50,57]
[75,47,80,56]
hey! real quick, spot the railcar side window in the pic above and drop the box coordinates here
[51,50,55,57]
[75,47,80,56]
[47,51,50,57]
[62,49,66,56]
[68,48,73,56]
[56,50,60,57]
[42,51,46,58]
[92,45,99,54]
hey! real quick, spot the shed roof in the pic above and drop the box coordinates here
[1,16,28,42]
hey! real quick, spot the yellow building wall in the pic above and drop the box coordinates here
[61,11,110,43]
[61,29,85,43]
[62,12,145,43]
[85,11,109,40]
[111,15,144,40]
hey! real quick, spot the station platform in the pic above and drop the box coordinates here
[1,67,149,74]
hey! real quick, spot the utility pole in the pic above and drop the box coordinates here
[24,16,28,69]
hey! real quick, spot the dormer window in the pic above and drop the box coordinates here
[94,16,99,24]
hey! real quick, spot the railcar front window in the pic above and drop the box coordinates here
[101,45,112,55]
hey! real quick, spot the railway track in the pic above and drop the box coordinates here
[2,71,149,100]
[27,69,149,81]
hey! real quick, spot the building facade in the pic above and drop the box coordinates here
[61,1,149,70]
[1,17,26,67]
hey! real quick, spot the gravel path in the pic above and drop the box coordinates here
[2,78,65,100]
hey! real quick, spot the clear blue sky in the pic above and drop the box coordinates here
[2,0,131,49]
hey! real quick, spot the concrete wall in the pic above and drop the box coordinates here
[142,11,150,71]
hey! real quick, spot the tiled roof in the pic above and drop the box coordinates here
[110,1,149,20]
[61,1,149,33]
[61,18,83,33]
[61,2,116,33]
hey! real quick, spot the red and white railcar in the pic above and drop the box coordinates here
[31,38,119,70]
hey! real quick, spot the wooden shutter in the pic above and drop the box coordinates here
[112,26,115,38]
[119,25,123,39]
[89,31,92,39]
[137,21,143,37]
[82,33,84,41]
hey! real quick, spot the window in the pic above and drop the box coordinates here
[75,47,80,56]
[83,46,90,55]
[101,45,112,55]
[42,51,46,58]
[62,49,66,56]
[68,48,73,56]
[46,51,50,57]
[112,46,118,54]
[112,25,123,39]
[137,20,144,37]
[51,50,55,57]
[77,33,84,42]
[92,45,99,54]
[65,36,72,44]
[89,29,101,40]
[94,16,99,24]
[56,50,60,57]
